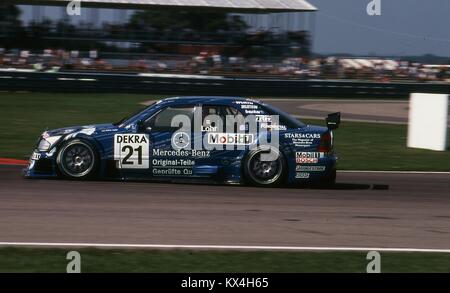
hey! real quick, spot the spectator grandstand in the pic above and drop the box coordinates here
[1,48,449,82]
[0,2,449,82]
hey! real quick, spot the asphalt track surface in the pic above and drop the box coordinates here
[1,165,449,250]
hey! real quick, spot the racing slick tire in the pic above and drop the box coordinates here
[244,147,286,187]
[56,139,99,179]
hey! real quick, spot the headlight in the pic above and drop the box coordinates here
[37,136,62,151]
[37,139,50,151]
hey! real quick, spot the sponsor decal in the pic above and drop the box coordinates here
[101,128,118,133]
[240,105,259,109]
[152,167,193,176]
[295,152,324,164]
[261,124,287,131]
[151,158,195,176]
[78,127,96,136]
[31,152,41,161]
[286,133,321,139]
[172,132,190,149]
[296,165,326,172]
[295,172,310,179]
[65,127,96,140]
[60,128,76,134]
[255,115,272,123]
[296,152,324,158]
[244,109,264,114]
[115,134,147,144]
[208,133,254,145]
[286,133,321,148]
[152,149,210,158]
[151,150,205,177]
[201,125,218,132]
[234,101,255,105]
[152,159,195,167]
[296,158,318,164]
[114,134,149,169]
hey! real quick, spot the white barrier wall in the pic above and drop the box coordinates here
[407,93,448,151]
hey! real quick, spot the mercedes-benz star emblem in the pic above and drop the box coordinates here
[172,132,190,149]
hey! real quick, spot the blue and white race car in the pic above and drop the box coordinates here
[25,96,340,186]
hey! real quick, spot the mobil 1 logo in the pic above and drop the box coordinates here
[114,134,149,169]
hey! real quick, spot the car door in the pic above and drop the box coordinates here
[143,104,197,179]
[196,104,250,178]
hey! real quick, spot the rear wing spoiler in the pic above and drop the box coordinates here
[326,112,341,130]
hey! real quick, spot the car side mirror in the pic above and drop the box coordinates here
[136,120,144,132]
[136,120,152,132]
[326,112,341,130]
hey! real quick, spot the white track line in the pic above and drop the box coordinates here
[0,242,449,253]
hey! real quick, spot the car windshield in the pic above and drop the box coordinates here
[113,102,156,126]
[259,103,306,128]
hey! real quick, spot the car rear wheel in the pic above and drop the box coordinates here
[57,139,98,179]
[244,147,285,186]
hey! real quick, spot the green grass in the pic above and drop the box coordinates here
[0,92,448,170]
[0,92,163,159]
[0,247,449,273]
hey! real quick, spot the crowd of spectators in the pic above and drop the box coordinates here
[1,6,449,82]
[1,48,449,82]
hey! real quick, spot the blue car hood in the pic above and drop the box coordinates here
[44,123,119,137]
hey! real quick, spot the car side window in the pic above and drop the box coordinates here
[223,106,246,133]
[223,106,245,119]
[201,105,245,133]
[146,106,195,131]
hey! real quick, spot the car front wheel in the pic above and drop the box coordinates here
[56,139,98,179]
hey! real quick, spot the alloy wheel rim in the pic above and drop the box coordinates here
[248,150,282,185]
[61,143,94,177]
